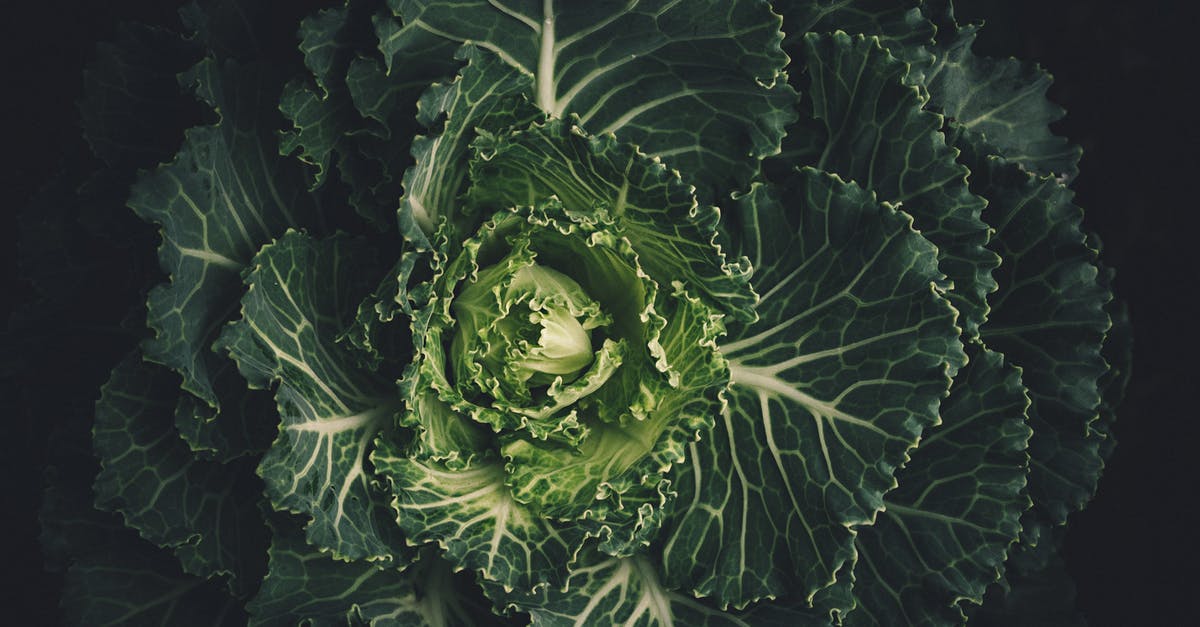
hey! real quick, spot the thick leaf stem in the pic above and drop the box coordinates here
[537,0,558,115]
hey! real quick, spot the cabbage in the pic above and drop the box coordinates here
[37,1,1127,625]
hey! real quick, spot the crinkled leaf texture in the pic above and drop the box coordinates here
[40,1,1125,626]
[661,170,965,611]
[217,231,412,563]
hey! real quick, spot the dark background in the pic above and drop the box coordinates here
[2,1,1195,624]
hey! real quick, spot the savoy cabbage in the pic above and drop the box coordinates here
[35,0,1129,625]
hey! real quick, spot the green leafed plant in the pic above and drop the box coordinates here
[38,0,1128,625]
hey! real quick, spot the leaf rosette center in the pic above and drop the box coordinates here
[411,201,678,454]
[377,195,732,562]
[368,121,752,587]
[449,249,621,415]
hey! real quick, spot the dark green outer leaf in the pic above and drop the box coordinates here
[775,0,934,81]
[297,4,468,229]
[180,0,333,64]
[279,5,361,190]
[248,513,504,626]
[661,171,965,610]
[846,347,1031,626]
[280,0,465,231]
[343,250,427,374]
[217,231,410,562]
[961,135,1111,530]
[343,54,445,231]
[924,24,1081,179]
[777,32,997,338]
[373,1,464,82]
[62,548,245,627]
[773,1,1081,178]
[389,0,795,201]
[41,396,246,627]
[500,545,845,626]
[499,546,750,627]
[80,23,203,171]
[130,56,322,413]
[92,354,268,595]
[1094,263,1130,462]
[172,358,277,462]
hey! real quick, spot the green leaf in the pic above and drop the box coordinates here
[216,231,409,562]
[960,135,1111,529]
[500,546,747,626]
[248,513,501,626]
[774,0,934,82]
[372,1,463,80]
[777,32,997,338]
[279,5,361,190]
[342,249,427,380]
[279,1,465,231]
[41,414,127,573]
[467,118,755,320]
[130,56,321,412]
[1094,265,1130,462]
[924,24,1081,179]
[312,7,464,230]
[178,0,267,60]
[661,171,965,609]
[172,358,277,462]
[499,545,853,626]
[80,23,202,171]
[92,354,268,595]
[846,347,1032,626]
[398,44,542,246]
[62,546,245,627]
[43,388,248,626]
[371,445,586,592]
[388,0,795,199]
[336,57,427,231]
